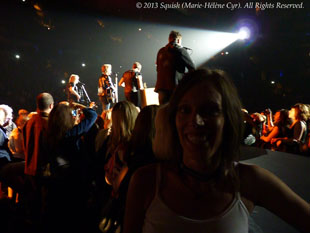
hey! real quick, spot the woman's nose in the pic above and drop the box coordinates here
[195,113,205,126]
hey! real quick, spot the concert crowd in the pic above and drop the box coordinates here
[0,30,309,233]
[0,71,309,233]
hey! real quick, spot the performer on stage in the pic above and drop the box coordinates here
[118,62,143,107]
[98,64,116,111]
[66,74,91,106]
[155,30,195,105]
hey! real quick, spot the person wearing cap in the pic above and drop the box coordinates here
[119,62,144,107]
[98,64,116,111]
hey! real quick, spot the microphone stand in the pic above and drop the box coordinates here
[81,84,91,104]
[115,73,118,103]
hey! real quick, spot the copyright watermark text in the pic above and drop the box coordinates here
[135,2,304,11]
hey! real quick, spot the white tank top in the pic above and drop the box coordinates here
[142,165,249,233]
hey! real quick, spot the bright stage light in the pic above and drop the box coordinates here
[238,27,251,40]
[15,54,20,59]
[81,63,86,67]
[61,80,66,84]
[176,29,240,66]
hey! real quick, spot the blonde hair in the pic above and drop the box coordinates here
[132,62,142,71]
[107,101,139,157]
[69,74,79,84]
[101,64,112,75]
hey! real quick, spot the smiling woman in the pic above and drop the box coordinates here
[123,69,310,233]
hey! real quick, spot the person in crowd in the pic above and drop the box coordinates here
[95,109,113,153]
[98,64,116,111]
[250,112,265,138]
[18,108,29,117]
[111,104,158,193]
[8,113,29,161]
[0,113,29,206]
[94,101,139,231]
[258,109,291,149]
[0,104,14,167]
[0,104,16,137]
[0,126,11,168]
[271,103,308,153]
[119,62,144,107]
[155,30,195,105]
[123,69,310,233]
[260,108,273,136]
[97,101,139,166]
[242,109,259,146]
[0,125,11,202]
[23,93,54,177]
[20,92,54,227]
[44,101,97,233]
[99,104,159,233]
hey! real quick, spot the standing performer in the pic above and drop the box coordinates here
[66,74,90,105]
[98,64,116,111]
[155,30,195,105]
[118,62,143,107]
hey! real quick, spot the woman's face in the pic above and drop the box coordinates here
[175,81,225,164]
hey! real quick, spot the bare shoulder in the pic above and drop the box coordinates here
[130,163,157,186]
[237,162,284,205]
[128,163,158,209]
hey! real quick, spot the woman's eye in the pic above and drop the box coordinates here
[201,107,222,117]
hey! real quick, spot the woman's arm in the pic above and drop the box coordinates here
[260,126,279,143]
[239,163,310,232]
[66,108,97,137]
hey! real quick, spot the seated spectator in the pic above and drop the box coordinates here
[271,103,308,154]
[123,69,310,233]
[250,112,265,138]
[8,113,29,161]
[18,109,29,118]
[258,109,290,149]
[260,108,273,136]
[242,110,263,146]
[0,127,11,168]
[0,104,16,137]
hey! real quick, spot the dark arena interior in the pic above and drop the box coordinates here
[0,0,309,233]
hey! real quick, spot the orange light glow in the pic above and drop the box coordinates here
[33,4,42,11]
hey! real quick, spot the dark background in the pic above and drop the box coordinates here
[1,0,309,114]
